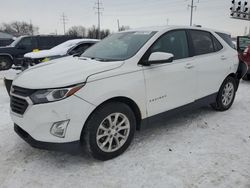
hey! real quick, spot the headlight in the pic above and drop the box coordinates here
[30,84,84,104]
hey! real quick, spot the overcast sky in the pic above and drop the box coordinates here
[0,0,249,36]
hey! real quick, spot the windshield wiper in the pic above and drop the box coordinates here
[90,57,120,62]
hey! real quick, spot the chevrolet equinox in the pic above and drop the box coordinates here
[10,26,244,160]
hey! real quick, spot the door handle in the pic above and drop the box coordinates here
[185,63,194,69]
[221,55,227,60]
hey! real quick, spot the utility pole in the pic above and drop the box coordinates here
[61,13,68,35]
[166,18,169,25]
[117,19,120,31]
[188,0,199,26]
[94,0,103,39]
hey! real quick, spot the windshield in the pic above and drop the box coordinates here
[81,31,156,61]
[10,36,23,47]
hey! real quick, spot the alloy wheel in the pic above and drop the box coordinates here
[96,113,130,153]
[222,82,234,107]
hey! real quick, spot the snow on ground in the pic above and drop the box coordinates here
[0,72,250,188]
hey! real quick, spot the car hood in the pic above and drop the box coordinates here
[13,56,124,89]
[0,46,14,52]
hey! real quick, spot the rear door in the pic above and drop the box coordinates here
[188,30,229,99]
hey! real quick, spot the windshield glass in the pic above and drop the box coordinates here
[81,31,156,61]
[10,36,23,47]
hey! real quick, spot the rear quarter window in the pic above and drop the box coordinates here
[190,30,214,56]
[212,35,223,52]
[215,32,235,49]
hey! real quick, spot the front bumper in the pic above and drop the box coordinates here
[14,124,82,153]
[11,95,96,144]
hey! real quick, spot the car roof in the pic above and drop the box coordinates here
[66,39,100,44]
[121,25,231,36]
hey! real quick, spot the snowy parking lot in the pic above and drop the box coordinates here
[0,73,250,188]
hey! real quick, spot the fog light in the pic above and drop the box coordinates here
[50,120,70,138]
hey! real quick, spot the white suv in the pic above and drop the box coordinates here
[10,26,241,160]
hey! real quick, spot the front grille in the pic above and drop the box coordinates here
[12,86,36,97]
[10,86,36,115]
[10,96,29,115]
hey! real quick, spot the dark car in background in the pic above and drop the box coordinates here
[0,35,80,70]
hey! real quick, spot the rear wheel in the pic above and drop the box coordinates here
[211,77,236,111]
[0,56,13,70]
[83,102,136,161]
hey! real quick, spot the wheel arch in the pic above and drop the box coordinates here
[81,96,142,142]
[0,53,14,60]
[104,97,142,130]
[226,72,239,91]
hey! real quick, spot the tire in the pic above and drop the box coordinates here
[211,77,236,111]
[0,56,13,70]
[82,102,136,161]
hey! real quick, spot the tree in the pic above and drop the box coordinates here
[100,29,111,39]
[67,26,87,37]
[87,25,99,39]
[0,21,39,36]
[119,25,130,31]
[87,25,111,39]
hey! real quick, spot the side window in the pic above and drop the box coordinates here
[212,35,223,52]
[190,30,214,56]
[18,37,34,49]
[150,30,189,60]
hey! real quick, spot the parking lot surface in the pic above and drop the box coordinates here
[0,74,249,188]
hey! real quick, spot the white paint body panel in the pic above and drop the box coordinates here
[10,26,239,143]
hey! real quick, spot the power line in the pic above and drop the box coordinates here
[60,13,68,35]
[94,0,104,39]
[188,0,199,26]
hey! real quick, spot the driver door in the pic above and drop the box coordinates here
[16,37,37,58]
[142,30,197,117]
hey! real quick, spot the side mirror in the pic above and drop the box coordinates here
[146,52,174,65]
[237,36,250,52]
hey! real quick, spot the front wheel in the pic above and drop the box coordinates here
[211,77,236,111]
[0,56,13,70]
[83,102,136,161]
